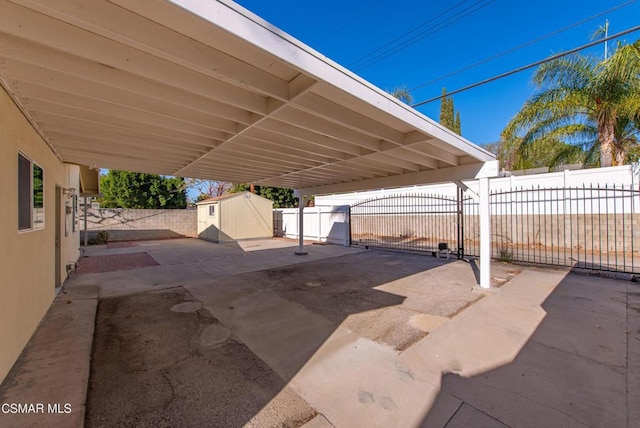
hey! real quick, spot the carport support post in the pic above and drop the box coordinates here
[479,177,491,288]
[83,196,88,247]
[294,190,307,255]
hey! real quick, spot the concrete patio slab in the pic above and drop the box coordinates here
[2,238,637,428]
[0,296,97,428]
[627,286,640,427]
[86,287,317,427]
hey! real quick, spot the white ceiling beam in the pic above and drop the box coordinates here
[18,83,237,136]
[228,140,323,168]
[0,49,253,124]
[272,107,383,152]
[36,118,213,153]
[363,152,422,172]
[8,66,244,130]
[190,154,300,176]
[405,142,460,167]
[256,120,364,157]
[6,0,290,99]
[32,106,217,149]
[287,163,379,181]
[383,148,439,170]
[344,157,405,175]
[293,93,405,144]
[62,150,185,169]
[23,98,227,141]
[172,73,318,177]
[212,148,317,172]
[0,5,269,114]
[147,0,495,163]
[47,132,202,160]
[239,135,337,164]
[244,129,351,162]
[299,161,499,195]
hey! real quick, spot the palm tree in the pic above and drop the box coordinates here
[388,85,413,104]
[502,39,640,168]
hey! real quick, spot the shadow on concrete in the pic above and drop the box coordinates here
[82,229,188,243]
[420,271,637,428]
[84,242,466,427]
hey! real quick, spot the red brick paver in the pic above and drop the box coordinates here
[77,253,159,274]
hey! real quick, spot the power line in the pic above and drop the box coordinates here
[408,0,637,92]
[321,0,386,40]
[411,25,640,108]
[348,0,477,69]
[354,0,496,71]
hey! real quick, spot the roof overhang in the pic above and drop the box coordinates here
[0,0,497,195]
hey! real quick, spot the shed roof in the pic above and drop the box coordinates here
[0,0,497,195]
[195,191,271,205]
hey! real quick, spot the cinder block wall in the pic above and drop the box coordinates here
[80,208,197,241]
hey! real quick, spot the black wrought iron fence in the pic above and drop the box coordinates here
[350,192,464,257]
[463,184,640,273]
[350,184,640,274]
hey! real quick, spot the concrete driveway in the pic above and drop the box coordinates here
[0,238,637,428]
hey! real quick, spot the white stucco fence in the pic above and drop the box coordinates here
[315,164,640,215]
[274,206,350,246]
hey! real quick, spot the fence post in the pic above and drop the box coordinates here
[479,177,491,289]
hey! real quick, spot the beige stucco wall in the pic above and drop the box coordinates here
[219,193,273,241]
[0,86,80,383]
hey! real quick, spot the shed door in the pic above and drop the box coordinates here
[198,203,219,241]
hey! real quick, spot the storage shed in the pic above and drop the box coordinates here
[196,192,273,242]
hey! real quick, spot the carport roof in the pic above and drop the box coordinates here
[0,0,497,195]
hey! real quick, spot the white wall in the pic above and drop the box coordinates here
[275,206,349,246]
[316,165,639,215]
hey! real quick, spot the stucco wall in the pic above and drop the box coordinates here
[0,87,80,383]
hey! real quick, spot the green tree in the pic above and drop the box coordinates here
[439,88,462,135]
[388,85,413,104]
[229,184,298,208]
[99,170,187,209]
[502,39,640,168]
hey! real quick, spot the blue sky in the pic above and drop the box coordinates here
[234,0,639,146]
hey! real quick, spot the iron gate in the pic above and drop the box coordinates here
[349,191,469,258]
[349,184,640,274]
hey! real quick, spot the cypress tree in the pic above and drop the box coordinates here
[439,87,462,136]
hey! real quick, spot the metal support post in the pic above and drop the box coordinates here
[479,177,491,288]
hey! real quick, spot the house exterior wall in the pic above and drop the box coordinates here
[0,86,80,383]
[219,193,273,241]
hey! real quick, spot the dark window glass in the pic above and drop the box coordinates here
[18,154,31,230]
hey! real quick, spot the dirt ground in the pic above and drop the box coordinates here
[86,288,317,428]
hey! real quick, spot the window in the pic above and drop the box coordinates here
[18,153,44,231]
[209,205,216,216]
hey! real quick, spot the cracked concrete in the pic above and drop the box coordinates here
[1,238,637,428]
